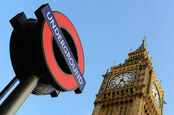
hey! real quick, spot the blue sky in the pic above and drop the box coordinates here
[0,0,173,115]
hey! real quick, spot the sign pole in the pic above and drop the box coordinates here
[0,76,18,100]
[0,75,39,115]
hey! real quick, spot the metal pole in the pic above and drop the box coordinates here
[0,76,18,100]
[0,74,39,115]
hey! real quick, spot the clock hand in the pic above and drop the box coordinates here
[122,78,125,82]
[117,78,125,88]
[119,78,124,83]
[116,80,122,88]
[120,78,125,83]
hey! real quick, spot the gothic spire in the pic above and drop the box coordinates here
[129,36,146,55]
[125,36,149,63]
[136,36,146,52]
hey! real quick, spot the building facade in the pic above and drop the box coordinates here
[92,39,164,115]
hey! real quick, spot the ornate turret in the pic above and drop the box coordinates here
[125,37,151,64]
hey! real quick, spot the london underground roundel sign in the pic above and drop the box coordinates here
[36,4,85,94]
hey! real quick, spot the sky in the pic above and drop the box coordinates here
[0,0,173,115]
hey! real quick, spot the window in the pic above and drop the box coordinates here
[108,93,110,96]
[121,90,124,95]
[106,109,109,115]
[119,107,122,115]
[112,92,115,97]
[130,88,134,94]
[124,107,127,115]
[104,94,106,99]
[110,110,113,115]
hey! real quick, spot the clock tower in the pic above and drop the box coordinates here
[92,38,164,115]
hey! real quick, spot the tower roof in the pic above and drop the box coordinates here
[129,36,146,55]
[110,37,152,72]
[125,36,152,65]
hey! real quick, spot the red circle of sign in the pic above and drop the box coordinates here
[42,12,84,91]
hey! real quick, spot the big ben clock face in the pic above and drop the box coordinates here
[151,82,161,109]
[109,72,135,89]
